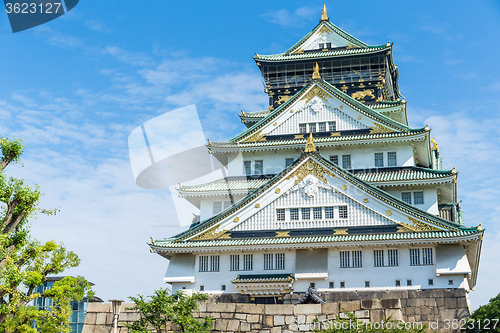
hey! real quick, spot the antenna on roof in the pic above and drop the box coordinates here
[320,3,329,21]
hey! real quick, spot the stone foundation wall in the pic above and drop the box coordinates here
[82,289,470,333]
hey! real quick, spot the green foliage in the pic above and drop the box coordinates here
[0,137,93,332]
[125,288,213,333]
[463,293,500,333]
[315,310,428,333]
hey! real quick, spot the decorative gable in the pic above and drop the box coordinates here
[298,22,360,53]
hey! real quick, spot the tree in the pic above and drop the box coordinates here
[463,292,500,333]
[0,136,93,332]
[126,288,213,333]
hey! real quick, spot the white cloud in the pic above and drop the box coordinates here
[85,19,113,33]
[261,7,316,26]
[103,46,154,67]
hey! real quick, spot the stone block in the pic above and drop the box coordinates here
[221,312,234,319]
[236,303,265,314]
[381,298,401,309]
[258,330,270,333]
[385,309,404,321]
[321,302,339,313]
[241,322,251,332]
[457,297,468,308]
[370,309,384,322]
[118,312,140,322]
[405,306,414,315]
[265,304,293,315]
[445,297,458,309]
[274,315,285,326]
[317,314,326,322]
[210,312,221,319]
[326,314,337,320]
[207,302,236,313]
[247,314,260,323]
[298,324,310,331]
[421,307,430,315]
[293,304,321,315]
[271,327,282,333]
[285,315,295,324]
[227,319,240,331]
[88,303,111,313]
[297,315,306,324]
[235,313,247,320]
[355,310,370,318]
[306,315,316,323]
[424,298,436,307]
[340,300,361,312]
[96,312,108,325]
[263,315,273,327]
[338,312,349,319]
[215,319,229,331]
[252,323,262,330]
[84,312,96,325]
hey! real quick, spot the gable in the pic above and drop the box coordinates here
[299,23,359,52]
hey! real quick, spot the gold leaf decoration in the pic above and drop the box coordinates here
[363,198,369,203]
[192,226,229,241]
[242,130,266,143]
[341,185,347,191]
[333,229,349,235]
[351,89,375,100]
[301,85,333,104]
[318,25,332,35]
[396,225,414,233]
[386,210,392,216]
[369,124,396,134]
[294,134,305,139]
[286,159,335,186]
[402,216,440,232]
[275,231,290,238]
[330,132,341,137]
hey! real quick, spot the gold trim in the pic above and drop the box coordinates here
[341,185,347,190]
[312,62,321,80]
[401,216,440,232]
[396,226,414,233]
[305,132,316,152]
[357,116,361,120]
[241,130,267,143]
[320,3,328,21]
[369,124,396,134]
[274,122,278,126]
[276,231,290,238]
[275,188,281,194]
[386,210,392,216]
[330,132,341,137]
[294,134,304,139]
[234,217,240,222]
[333,229,349,235]
[363,198,369,203]
[301,85,333,104]
[318,24,332,35]
[255,203,260,208]
[286,159,335,186]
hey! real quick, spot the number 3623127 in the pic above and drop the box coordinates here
[5,2,63,14]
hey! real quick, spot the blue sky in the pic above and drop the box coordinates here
[1,0,499,310]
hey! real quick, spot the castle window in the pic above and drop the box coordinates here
[264,253,273,270]
[401,192,412,204]
[213,202,222,215]
[428,279,434,286]
[309,282,315,289]
[286,158,294,168]
[276,209,285,221]
[410,248,421,266]
[275,253,285,270]
[254,160,263,175]
[395,280,401,287]
[243,254,253,271]
[200,285,204,291]
[210,255,220,272]
[243,161,251,175]
[324,207,334,219]
[221,284,226,291]
[388,249,399,266]
[329,155,338,165]
[313,207,322,219]
[340,251,350,268]
[387,151,397,166]
[230,255,240,271]
[290,208,299,220]
[374,250,384,267]
[413,191,424,205]
[299,124,307,133]
[352,250,362,267]
[328,121,336,131]
[326,42,332,48]
[319,43,325,49]
[407,279,412,286]
[339,206,348,219]
[301,208,310,220]
[342,155,351,169]
[374,153,384,167]
[223,201,231,210]
[309,123,317,133]
[318,122,327,132]
[422,248,433,265]
[365,281,370,288]
[340,281,345,288]
[199,256,209,272]
[329,281,334,288]
[265,253,285,270]
[448,279,454,285]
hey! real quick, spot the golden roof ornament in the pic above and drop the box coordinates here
[320,3,328,21]
[305,132,316,152]
[312,62,321,80]
[451,166,457,174]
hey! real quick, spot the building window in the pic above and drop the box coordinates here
[275,253,285,270]
[313,207,322,219]
[338,206,348,219]
[299,124,307,133]
[301,208,310,220]
[374,250,384,267]
[243,254,253,271]
[374,152,384,167]
[340,281,345,288]
[324,207,334,219]
[230,255,240,271]
[199,256,209,272]
[352,250,362,268]
[290,208,299,221]
[342,154,351,169]
[423,248,433,265]
[276,209,285,221]
[223,201,231,210]
[407,279,412,286]
[414,191,424,205]
[329,281,334,288]
[285,158,294,168]
[387,152,397,166]
[200,285,204,291]
[221,284,226,291]
[401,192,412,205]
[265,253,285,270]
[340,251,350,268]
[264,253,273,270]
[210,255,220,272]
[309,282,315,289]
[410,248,421,266]
[395,280,401,287]
[254,160,263,175]
[318,122,327,132]
[244,161,251,175]
[388,249,399,266]
[365,281,370,288]
[213,202,222,215]
[329,121,336,131]
[428,279,434,286]
[448,279,454,285]
[309,123,317,133]
[329,155,338,165]
[318,43,324,49]
[326,42,332,48]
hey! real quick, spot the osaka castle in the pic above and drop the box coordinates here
[149,5,483,304]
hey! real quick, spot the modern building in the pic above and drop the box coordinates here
[32,276,103,333]
[149,5,483,305]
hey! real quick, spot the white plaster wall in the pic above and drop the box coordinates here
[384,187,439,215]
[199,195,232,221]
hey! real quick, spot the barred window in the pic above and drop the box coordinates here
[254,160,263,175]
[374,152,384,167]
[276,209,285,221]
[199,256,209,272]
[324,207,334,219]
[340,251,350,268]
[223,201,231,210]
[318,43,324,49]
[329,155,338,165]
[326,42,332,48]
[301,208,310,220]
[407,279,412,286]
[313,207,322,219]
[213,202,222,214]
[342,154,351,169]
[388,249,399,266]
[423,248,433,265]
[318,122,327,132]
[414,191,424,205]
[244,161,251,175]
[395,280,401,287]
[365,281,370,288]
[387,152,397,166]
[275,253,285,270]
[200,285,204,291]
[340,281,345,288]
[328,121,336,131]
[285,158,294,168]
[428,279,434,286]
[401,192,412,205]
[309,123,317,133]
[243,254,253,271]
[290,208,299,221]
[410,248,420,266]
[374,250,384,267]
[339,206,348,219]
[264,253,273,270]
[299,124,307,133]
[352,250,362,268]
[329,281,334,288]
[210,255,220,272]
[230,255,240,271]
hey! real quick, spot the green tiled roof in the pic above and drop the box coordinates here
[233,274,294,283]
[240,110,271,118]
[152,230,482,249]
[255,46,389,62]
